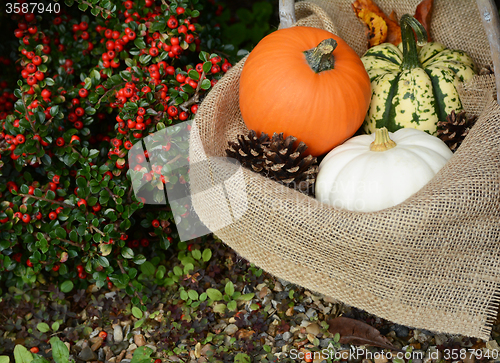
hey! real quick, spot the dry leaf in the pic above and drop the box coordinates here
[356,9,388,47]
[328,316,401,351]
[414,0,434,42]
[352,0,401,46]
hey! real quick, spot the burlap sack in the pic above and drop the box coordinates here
[189,0,500,339]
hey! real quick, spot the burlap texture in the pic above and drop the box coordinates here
[189,0,500,339]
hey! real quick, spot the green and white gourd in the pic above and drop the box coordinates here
[361,14,476,135]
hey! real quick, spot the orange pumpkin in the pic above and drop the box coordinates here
[239,26,372,156]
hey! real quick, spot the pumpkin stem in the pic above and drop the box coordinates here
[370,127,397,152]
[303,38,338,73]
[400,14,428,70]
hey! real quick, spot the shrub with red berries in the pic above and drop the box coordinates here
[0,0,244,299]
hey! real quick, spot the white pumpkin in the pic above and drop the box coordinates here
[315,127,453,212]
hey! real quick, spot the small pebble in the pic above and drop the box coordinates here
[294,305,305,313]
[282,332,292,341]
[306,323,321,336]
[134,333,146,347]
[114,324,124,343]
[77,346,97,362]
[306,308,318,319]
[90,337,103,351]
[224,324,238,335]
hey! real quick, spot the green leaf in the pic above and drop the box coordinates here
[78,2,88,11]
[133,254,146,265]
[90,69,101,85]
[84,77,92,90]
[130,346,154,363]
[200,78,211,90]
[122,247,134,259]
[55,227,66,240]
[140,261,155,276]
[0,356,10,363]
[206,288,223,301]
[37,322,51,333]
[191,249,202,260]
[188,289,199,300]
[202,61,212,73]
[188,69,200,81]
[13,345,33,363]
[50,337,70,363]
[238,293,254,301]
[132,306,143,319]
[51,321,60,332]
[213,303,226,314]
[225,281,235,297]
[134,38,147,49]
[202,248,212,262]
[95,255,109,268]
[69,230,78,242]
[60,280,74,293]
[46,190,55,200]
[227,300,237,311]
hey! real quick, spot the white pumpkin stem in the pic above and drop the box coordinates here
[370,127,397,152]
[279,0,296,29]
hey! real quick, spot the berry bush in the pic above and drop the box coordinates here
[0,0,255,303]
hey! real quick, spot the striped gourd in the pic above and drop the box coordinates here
[361,14,476,135]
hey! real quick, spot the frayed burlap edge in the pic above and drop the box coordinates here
[190,0,500,339]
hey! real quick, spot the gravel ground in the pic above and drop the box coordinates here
[2,239,500,363]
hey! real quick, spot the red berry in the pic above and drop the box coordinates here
[30,347,39,354]
[152,219,160,228]
[176,7,185,15]
[32,55,42,66]
[99,331,108,339]
[149,47,159,57]
[27,76,37,86]
[56,137,65,146]
[22,214,31,223]
[52,265,60,272]
[70,135,80,144]
[27,259,33,267]
[34,71,44,81]
[52,175,60,184]
[16,134,25,144]
[79,88,89,98]
[76,265,84,273]
[167,105,178,117]
[140,238,150,247]
[49,211,57,220]
[78,271,87,279]
[77,199,87,208]
[167,16,178,29]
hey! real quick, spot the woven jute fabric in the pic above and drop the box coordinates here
[189,0,500,339]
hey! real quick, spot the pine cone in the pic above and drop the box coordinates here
[225,130,319,195]
[226,130,270,173]
[264,133,318,194]
[437,110,477,152]
[479,64,495,75]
